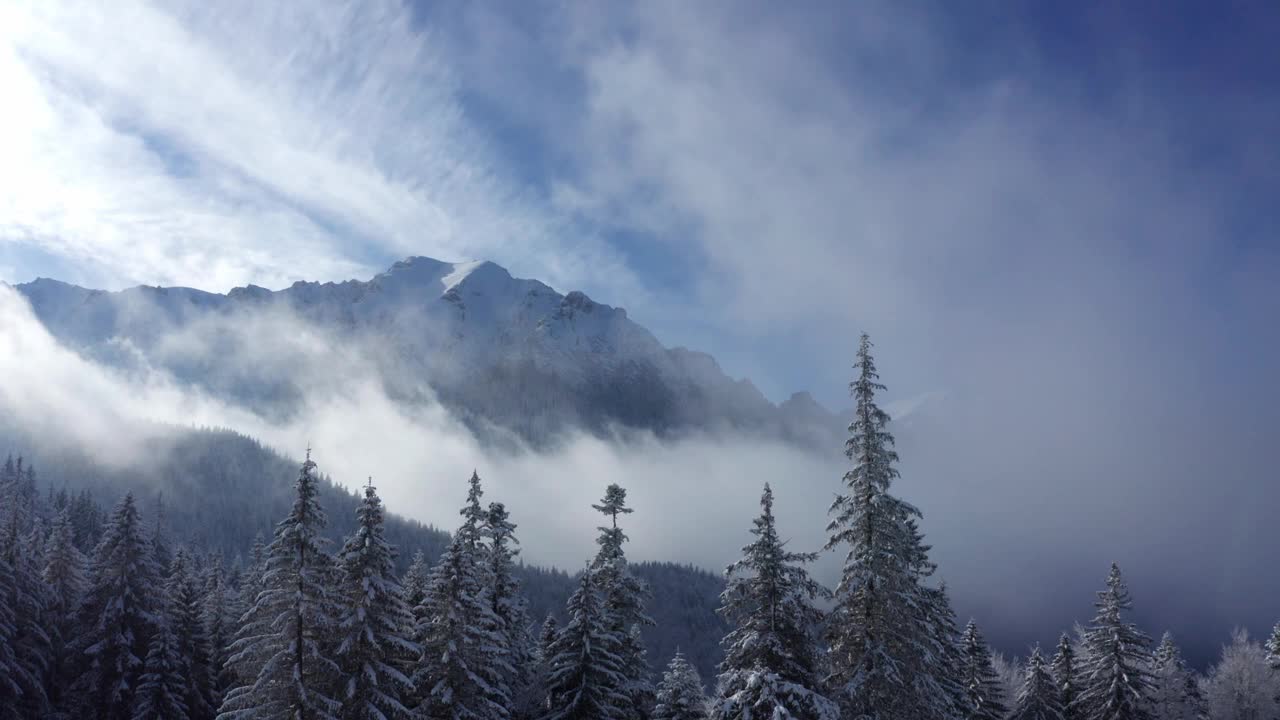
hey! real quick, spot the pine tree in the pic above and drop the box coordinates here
[960,620,1008,720]
[711,484,835,720]
[653,652,708,720]
[1073,564,1152,720]
[403,550,431,611]
[1148,633,1202,720]
[0,551,23,720]
[1,510,52,718]
[523,615,561,719]
[167,549,217,720]
[592,484,654,720]
[542,569,630,720]
[132,615,190,720]
[334,480,417,720]
[219,451,342,720]
[202,555,233,705]
[410,532,510,720]
[824,334,959,720]
[1051,634,1078,720]
[1265,621,1280,671]
[73,492,160,720]
[487,502,535,718]
[1009,646,1062,720]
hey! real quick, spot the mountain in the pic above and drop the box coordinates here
[16,257,842,447]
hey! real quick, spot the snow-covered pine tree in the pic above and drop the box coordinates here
[151,494,173,580]
[824,334,959,720]
[1073,563,1152,720]
[541,569,630,720]
[201,555,233,705]
[166,549,217,720]
[960,620,1008,720]
[410,531,510,720]
[523,615,561,718]
[1,502,52,718]
[653,651,708,720]
[334,480,417,720]
[591,484,654,720]
[403,550,430,611]
[72,492,160,720]
[132,614,190,720]
[410,474,509,720]
[0,551,22,720]
[1147,633,1202,720]
[218,451,342,720]
[486,502,535,718]
[711,483,836,720]
[1051,634,1078,720]
[1202,628,1279,720]
[1009,646,1062,720]
[1266,621,1280,671]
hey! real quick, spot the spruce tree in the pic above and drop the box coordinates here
[1073,564,1152,720]
[73,493,160,720]
[334,480,417,720]
[1051,634,1078,720]
[486,502,534,717]
[132,615,190,720]
[0,552,22,720]
[711,484,835,720]
[960,620,1008,720]
[403,550,430,611]
[524,615,561,718]
[1266,621,1280,671]
[167,549,217,720]
[1,513,52,718]
[1148,633,1202,720]
[653,651,708,720]
[219,451,341,720]
[411,533,509,720]
[202,555,233,705]
[542,569,630,720]
[824,334,958,720]
[591,484,654,720]
[1009,646,1062,720]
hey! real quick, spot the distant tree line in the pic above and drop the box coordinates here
[2,334,1278,719]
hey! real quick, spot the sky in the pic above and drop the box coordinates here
[1,0,1279,665]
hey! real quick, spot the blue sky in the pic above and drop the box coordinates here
[2,0,1279,663]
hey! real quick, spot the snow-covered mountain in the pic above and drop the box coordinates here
[15,257,842,447]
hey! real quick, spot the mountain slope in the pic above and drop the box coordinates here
[16,257,841,447]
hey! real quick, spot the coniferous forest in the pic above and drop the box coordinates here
[3,335,1278,720]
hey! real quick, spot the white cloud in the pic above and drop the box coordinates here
[0,0,643,301]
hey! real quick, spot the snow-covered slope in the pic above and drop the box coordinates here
[16,257,841,447]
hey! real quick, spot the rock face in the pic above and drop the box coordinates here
[16,256,841,447]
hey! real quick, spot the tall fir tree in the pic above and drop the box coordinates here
[72,493,160,720]
[402,550,431,611]
[166,549,217,720]
[486,502,535,718]
[653,651,708,720]
[1265,621,1280,671]
[1,504,52,718]
[410,533,510,720]
[1009,646,1063,720]
[1073,564,1152,720]
[219,451,342,720]
[541,569,630,720]
[1147,633,1202,720]
[1051,634,1078,720]
[524,614,561,719]
[711,484,835,720]
[132,614,190,720]
[591,484,654,720]
[960,620,1008,720]
[823,334,959,720]
[0,550,22,720]
[202,555,234,705]
[410,473,508,720]
[334,480,418,720]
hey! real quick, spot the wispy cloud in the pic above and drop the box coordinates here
[0,0,640,298]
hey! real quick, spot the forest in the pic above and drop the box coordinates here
[1,335,1277,720]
